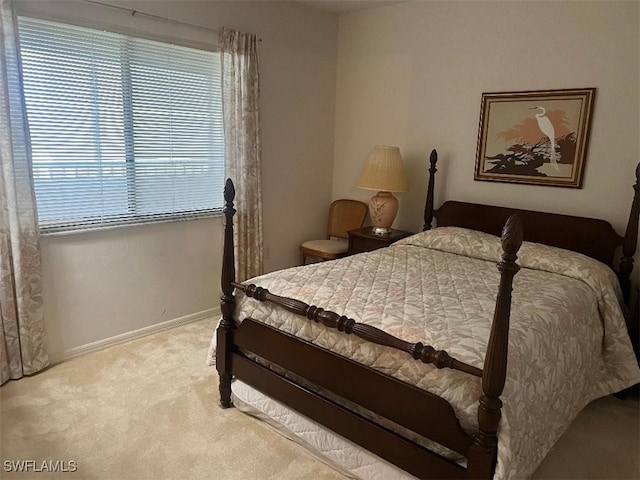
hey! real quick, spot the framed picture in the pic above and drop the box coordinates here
[474,88,596,188]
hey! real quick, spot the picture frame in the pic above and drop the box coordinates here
[474,88,596,188]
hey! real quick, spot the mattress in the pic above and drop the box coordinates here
[209,226,640,479]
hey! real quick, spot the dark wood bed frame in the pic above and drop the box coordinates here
[217,150,640,479]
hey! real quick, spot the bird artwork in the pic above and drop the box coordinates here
[479,89,595,186]
[530,106,560,171]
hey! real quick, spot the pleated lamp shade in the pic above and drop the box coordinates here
[357,145,408,193]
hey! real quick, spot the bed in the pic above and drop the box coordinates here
[212,150,640,479]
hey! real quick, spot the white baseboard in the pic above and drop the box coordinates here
[50,307,220,365]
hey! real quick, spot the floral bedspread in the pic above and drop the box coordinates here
[212,227,640,479]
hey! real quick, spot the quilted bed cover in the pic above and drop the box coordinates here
[210,227,640,479]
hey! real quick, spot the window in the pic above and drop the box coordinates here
[18,17,225,233]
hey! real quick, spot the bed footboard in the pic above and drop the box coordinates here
[234,282,483,378]
[233,319,470,479]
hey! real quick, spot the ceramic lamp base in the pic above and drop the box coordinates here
[368,191,399,234]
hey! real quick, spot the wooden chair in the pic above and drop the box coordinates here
[300,199,368,265]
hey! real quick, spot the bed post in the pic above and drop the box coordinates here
[619,163,640,304]
[216,179,237,408]
[423,149,438,231]
[467,215,523,479]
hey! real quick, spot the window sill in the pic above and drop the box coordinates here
[39,211,223,237]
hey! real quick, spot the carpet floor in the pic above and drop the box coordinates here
[1,318,638,480]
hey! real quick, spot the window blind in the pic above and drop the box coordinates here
[18,17,225,233]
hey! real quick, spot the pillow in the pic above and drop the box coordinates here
[395,226,623,304]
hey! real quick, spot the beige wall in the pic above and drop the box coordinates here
[332,1,639,260]
[17,0,338,357]
[40,219,223,354]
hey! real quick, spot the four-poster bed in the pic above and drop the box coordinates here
[214,150,640,479]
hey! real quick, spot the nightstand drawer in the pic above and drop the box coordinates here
[347,227,413,255]
[350,235,387,253]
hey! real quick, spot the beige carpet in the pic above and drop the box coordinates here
[1,319,638,480]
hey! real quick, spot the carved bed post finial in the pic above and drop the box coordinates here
[423,149,438,231]
[217,178,237,408]
[467,214,523,479]
[619,163,640,304]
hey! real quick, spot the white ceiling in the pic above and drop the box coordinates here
[298,0,407,14]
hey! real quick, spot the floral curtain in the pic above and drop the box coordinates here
[220,27,263,282]
[0,0,48,385]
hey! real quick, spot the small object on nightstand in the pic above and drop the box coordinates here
[347,227,413,255]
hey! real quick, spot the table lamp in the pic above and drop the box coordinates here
[357,145,408,235]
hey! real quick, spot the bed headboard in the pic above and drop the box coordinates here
[422,150,640,304]
[434,201,621,267]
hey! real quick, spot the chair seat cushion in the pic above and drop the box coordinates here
[301,239,348,255]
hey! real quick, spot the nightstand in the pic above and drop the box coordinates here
[347,227,414,255]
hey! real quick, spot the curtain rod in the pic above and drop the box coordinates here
[82,0,262,41]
